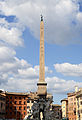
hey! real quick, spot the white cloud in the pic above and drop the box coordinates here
[0,46,16,63]
[0,57,30,73]
[0,48,81,94]
[54,63,82,77]
[46,76,82,94]
[0,64,52,92]
[0,77,37,92]
[0,0,81,96]
[77,12,82,25]
[0,46,52,92]
[0,47,81,95]
[1,66,82,94]
[0,46,31,85]
[0,49,38,91]
[0,26,23,46]
[17,67,38,79]
[0,0,82,44]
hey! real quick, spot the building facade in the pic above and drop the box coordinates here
[0,90,6,119]
[25,92,37,119]
[67,92,76,120]
[76,88,82,120]
[61,98,68,119]
[52,104,62,120]
[5,92,28,120]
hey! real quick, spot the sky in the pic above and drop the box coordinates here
[0,0,82,104]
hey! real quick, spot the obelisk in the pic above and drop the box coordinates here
[31,16,53,120]
[37,15,47,96]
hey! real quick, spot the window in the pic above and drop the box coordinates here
[28,97,31,99]
[10,96,12,99]
[74,98,76,101]
[15,101,17,104]
[71,103,73,105]
[24,107,26,110]
[1,103,3,109]
[19,106,21,110]
[74,102,76,105]
[27,100,30,103]
[80,101,82,105]
[19,112,21,115]
[24,97,25,100]
[14,111,16,115]
[15,106,17,110]
[3,97,5,101]
[80,97,82,100]
[6,96,8,99]
[10,101,12,104]
[71,98,73,101]
[6,99,9,103]
[19,101,21,104]
[6,106,9,109]
[27,106,30,109]
[63,101,65,104]
[24,101,26,105]
[74,108,76,115]
[10,112,12,115]
[19,97,21,99]
[32,100,34,103]
[10,107,12,110]
[15,96,17,99]
[24,112,26,115]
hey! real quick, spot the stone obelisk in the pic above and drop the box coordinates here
[37,15,47,96]
[31,16,53,120]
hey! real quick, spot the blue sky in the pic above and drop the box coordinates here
[0,0,82,104]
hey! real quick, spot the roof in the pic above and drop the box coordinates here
[52,104,61,107]
[6,92,29,96]
[67,92,76,97]
[28,92,37,99]
[61,98,68,102]
[0,92,6,97]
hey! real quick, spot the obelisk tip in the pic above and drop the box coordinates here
[41,14,43,21]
